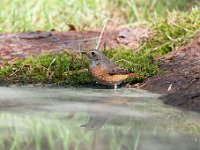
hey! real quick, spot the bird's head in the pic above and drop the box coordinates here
[81,50,102,66]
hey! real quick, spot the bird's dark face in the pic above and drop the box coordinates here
[82,50,102,67]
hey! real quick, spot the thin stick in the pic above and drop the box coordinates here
[96,23,107,50]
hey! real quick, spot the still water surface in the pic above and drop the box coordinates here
[0,87,200,150]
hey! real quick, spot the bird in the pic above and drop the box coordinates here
[81,49,140,89]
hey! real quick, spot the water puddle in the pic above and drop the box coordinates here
[0,87,200,150]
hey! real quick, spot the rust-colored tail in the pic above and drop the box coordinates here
[128,73,143,77]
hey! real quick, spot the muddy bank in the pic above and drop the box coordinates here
[143,36,200,112]
[0,28,148,63]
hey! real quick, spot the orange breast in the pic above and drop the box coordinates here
[89,66,129,85]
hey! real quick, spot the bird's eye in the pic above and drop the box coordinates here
[91,51,96,56]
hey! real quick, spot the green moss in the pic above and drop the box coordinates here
[0,48,158,85]
[0,53,92,84]
[104,48,159,83]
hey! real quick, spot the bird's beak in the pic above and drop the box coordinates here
[81,51,87,55]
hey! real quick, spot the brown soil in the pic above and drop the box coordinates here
[0,28,148,63]
[142,37,200,112]
[0,30,117,63]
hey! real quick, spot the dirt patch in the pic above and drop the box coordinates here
[0,28,149,63]
[0,30,117,63]
[142,36,200,112]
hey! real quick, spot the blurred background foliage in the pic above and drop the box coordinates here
[0,0,199,32]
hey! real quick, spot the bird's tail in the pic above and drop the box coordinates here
[128,73,143,77]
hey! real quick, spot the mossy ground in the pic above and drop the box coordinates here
[0,48,158,85]
[0,7,200,85]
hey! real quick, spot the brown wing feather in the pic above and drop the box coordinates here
[109,66,129,75]
[102,58,129,75]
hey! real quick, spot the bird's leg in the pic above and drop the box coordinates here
[114,84,117,95]
[114,84,117,90]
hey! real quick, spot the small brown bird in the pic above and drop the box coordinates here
[82,50,140,89]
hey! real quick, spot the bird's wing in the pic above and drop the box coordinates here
[108,66,129,75]
[103,59,129,75]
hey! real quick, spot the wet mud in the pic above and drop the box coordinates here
[143,36,200,112]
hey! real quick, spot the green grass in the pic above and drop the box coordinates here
[146,6,200,56]
[0,0,199,32]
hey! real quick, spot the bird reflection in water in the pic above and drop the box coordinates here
[81,97,135,130]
